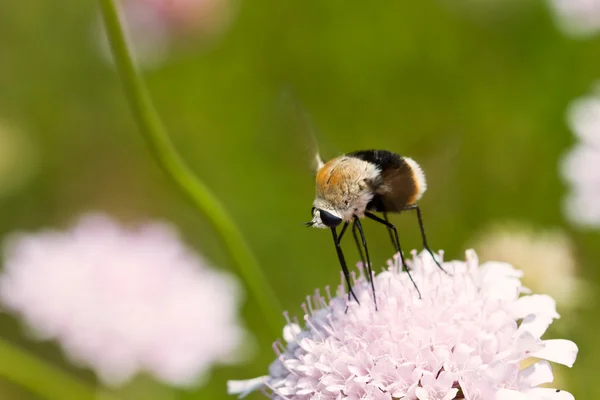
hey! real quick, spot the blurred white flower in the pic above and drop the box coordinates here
[548,0,600,38]
[97,0,234,67]
[560,89,600,227]
[229,251,578,400]
[0,119,38,199]
[0,214,247,387]
[471,223,585,309]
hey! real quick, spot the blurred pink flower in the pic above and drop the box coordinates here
[147,0,234,36]
[548,0,600,37]
[0,214,246,387]
[97,0,234,67]
[229,251,577,400]
[560,91,600,227]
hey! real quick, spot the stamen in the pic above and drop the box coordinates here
[306,295,314,315]
[325,285,332,302]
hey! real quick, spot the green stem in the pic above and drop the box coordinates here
[0,337,116,400]
[98,0,282,334]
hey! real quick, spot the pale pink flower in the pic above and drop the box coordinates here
[0,214,246,387]
[229,251,577,400]
[560,90,600,227]
[548,0,600,37]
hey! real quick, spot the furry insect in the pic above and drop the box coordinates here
[306,149,447,309]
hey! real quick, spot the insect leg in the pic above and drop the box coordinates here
[353,217,378,310]
[338,220,349,241]
[403,204,449,275]
[382,211,396,248]
[351,221,367,271]
[364,212,422,299]
[330,224,360,304]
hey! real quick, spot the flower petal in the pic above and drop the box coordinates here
[518,360,553,389]
[531,340,578,367]
[528,388,574,400]
[442,388,459,400]
[415,387,430,400]
[227,376,268,398]
[513,295,559,320]
[496,389,528,400]
[518,314,554,339]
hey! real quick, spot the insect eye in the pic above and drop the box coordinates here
[319,209,342,228]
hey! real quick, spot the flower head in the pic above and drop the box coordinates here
[0,214,247,387]
[229,251,577,400]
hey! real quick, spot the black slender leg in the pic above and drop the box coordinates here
[364,212,422,299]
[383,211,396,248]
[353,217,378,310]
[330,225,360,304]
[338,220,349,241]
[403,205,449,275]
[352,222,367,271]
[338,222,352,303]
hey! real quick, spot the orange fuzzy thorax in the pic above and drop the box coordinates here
[314,156,380,220]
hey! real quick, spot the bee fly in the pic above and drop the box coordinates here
[305,149,448,309]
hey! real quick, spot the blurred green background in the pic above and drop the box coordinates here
[0,0,598,398]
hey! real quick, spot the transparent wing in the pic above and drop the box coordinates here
[275,87,338,174]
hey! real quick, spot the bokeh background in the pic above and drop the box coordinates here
[0,0,598,398]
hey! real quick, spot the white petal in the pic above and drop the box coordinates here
[528,388,574,400]
[481,261,524,278]
[415,387,430,400]
[486,360,508,382]
[227,376,268,398]
[518,360,553,389]
[496,389,528,400]
[531,340,578,367]
[518,314,554,339]
[513,295,559,320]
[443,388,459,400]
[514,331,543,355]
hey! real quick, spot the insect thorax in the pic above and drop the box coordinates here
[314,156,380,220]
